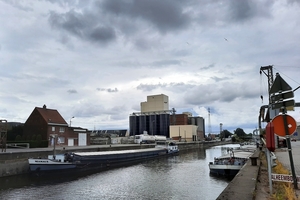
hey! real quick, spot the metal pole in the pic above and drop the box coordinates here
[53,135,56,160]
[282,113,298,189]
[266,149,273,194]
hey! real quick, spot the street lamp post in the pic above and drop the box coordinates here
[220,123,223,140]
[70,116,74,127]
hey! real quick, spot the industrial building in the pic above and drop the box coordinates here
[129,94,206,141]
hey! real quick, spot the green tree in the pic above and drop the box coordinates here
[15,135,22,141]
[232,136,236,142]
[220,129,232,140]
[234,128,246,137]
[7,125,23,141]
[31,134,36,141]
[36,134,42,142]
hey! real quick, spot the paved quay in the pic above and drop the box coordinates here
[217,148,261,200]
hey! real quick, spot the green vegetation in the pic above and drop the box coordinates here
[260,151,297,200]
[217,128,254,142]
[271,161,297,200]
[7,125,48,148]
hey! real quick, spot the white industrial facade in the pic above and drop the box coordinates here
[141,94,169,113]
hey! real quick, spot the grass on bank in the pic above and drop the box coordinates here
[260,152,298,200]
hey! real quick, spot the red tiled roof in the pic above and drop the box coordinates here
[35,106,67,125]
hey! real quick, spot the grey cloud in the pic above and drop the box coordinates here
[151,60,182,67]
[106,105,127,116]
[72,103,128,118]
[67,89,77,94]
[73,104,104,118]
[136,82,194,92]
[3,1,33,12]
[46,0,276,47]
[48,10,116,44]
[96,88,106,91]
[49,10,86,38]
[97,88,119,93]
[134,38,152,51]
[228,0,273,22]
[210,76,230,82]
[100,0,191,33]
[193,0,273,27]
[107,88,118,93]
[171,49,190,57]
[136,84,160,92]
[89,26,116,42]
[185,81,259,105]
[200,64,215,70]
[288,0,300,5]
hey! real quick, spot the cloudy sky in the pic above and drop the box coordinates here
[1,0,300,134]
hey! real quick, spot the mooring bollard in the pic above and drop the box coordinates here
[250,156,258,166]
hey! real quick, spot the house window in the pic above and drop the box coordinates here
[59,127,65,133]
[58,137,65,144]
[52,127,55,132]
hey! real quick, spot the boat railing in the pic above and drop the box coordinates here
[213,157,247,165]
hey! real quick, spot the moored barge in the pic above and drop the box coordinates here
[29,142,179,173]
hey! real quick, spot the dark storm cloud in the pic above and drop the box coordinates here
[227,0,273,22]
[100,0,191,33]
[47,0,191,46]
[47,0,275,46]
[89,26,116,42]
[48,10,116,44]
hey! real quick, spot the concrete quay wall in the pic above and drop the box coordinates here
[0,141,226,178]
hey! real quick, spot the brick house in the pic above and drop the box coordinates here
[23,105,90,146]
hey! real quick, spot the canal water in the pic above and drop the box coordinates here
[0,144,239,200]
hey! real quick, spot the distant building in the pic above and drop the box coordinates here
[130,94,172,137]
[169,112,205,142]
[90,130,128,137]
[90,129,129,145]
[23,105,90,146]
[141,94,169,112]
[129,94,205,141]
